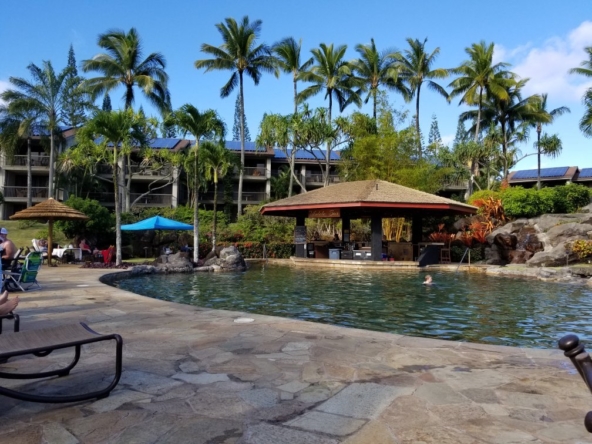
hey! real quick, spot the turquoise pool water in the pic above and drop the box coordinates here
[112,264,592,348]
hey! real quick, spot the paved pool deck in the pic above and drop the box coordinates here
[1,265,591,443]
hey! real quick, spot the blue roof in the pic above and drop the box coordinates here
[513,167,569,180]
[579,168,592,178]
[272,148,340,161]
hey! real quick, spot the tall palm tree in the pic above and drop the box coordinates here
[297,43,363,185]
[394,38,449,158]
[172,104,225,262]
[272,37,313,196]
[0,106,38,207]
[352,38,408,120]
[200,141,235,251]
[580,90,592,138]
[76,109,148,266]
[531,93,570,189]
[448,41,513,195]
[82,27,171,113]
[195,16,276,215]
[1,61,71,198]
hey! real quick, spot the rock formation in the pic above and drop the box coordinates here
[200,245,247,272]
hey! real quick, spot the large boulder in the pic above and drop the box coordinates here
[203,245,247,272]
[155,252,194,273]
[544,223,592,247]
[526,243,580,267]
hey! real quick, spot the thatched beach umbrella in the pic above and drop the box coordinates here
[9,198,89,266]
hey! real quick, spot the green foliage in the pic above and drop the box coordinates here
[55,196,114,243]
[451,245,484,262]
[500,187,542,218]
[571,239,592,259]
[467,190,500,205]
[227,205,295,243]
[500,184,591,218]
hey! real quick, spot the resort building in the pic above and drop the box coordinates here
[507,166,592,188]
[0,134,340,219]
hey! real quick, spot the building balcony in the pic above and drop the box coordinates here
[305,174,340,185]
[130,193,173,207]
[2,186,49,201]
[2,155,51,169]
[200,191,268,204]
[96,163,172,179]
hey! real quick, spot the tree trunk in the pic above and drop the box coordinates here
[415,85,422,159]
[26,137,32,207]
[125,154,132,211]
[238,71,245,215]
[536,126,542,190]
[324,91,332,187]
[288,74,297,197]
[193,144,199,263]
[48,127,55,198]
[501,120,509,181]
[373,88,377,121]
[113,147,122,266]
[212,175,218,252]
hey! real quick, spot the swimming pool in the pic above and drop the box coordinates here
[112,264,592,348]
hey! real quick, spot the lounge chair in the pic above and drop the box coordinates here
[0,313,20,334]
[0,322,123,403]
[4,251,42,292]
[31,239,48,264]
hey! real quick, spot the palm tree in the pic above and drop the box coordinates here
[0,106,38,207]
[448,41,513,195]
[76,109,148,265]
[352,38,408,120]
[394,38,449,158]
[195,16,276,215]
[580,90,592,138]
[1,61,71,198]
[200,141,235,251]
[272,37,313,196]
[531,93,570,189]
[297,43,362,185]
[172,104,225,263]
[82,27,171,113]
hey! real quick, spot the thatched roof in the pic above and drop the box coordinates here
[261,180,476,215]
[9,198,90,221]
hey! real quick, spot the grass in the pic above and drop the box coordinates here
[0,220,51,251]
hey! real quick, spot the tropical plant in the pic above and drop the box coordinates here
[1,61,72,198]
[172,104,225,262]
[195,16,276,215]
[352,38,407,120]
[82,27,171,113]
[530,93,570,189]
[580,90,592,138]
[394,38,449,158]
[272,37,313,195]
[55,196,114,246]
[201,141,237,250]
[75,109,149,265]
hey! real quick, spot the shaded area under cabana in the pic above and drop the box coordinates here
[260,179,477,263]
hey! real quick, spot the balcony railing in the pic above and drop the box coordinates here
[3,155,50,167]
[2,186,49,199]
[96,163,172,177]
[305,174,340,184]
[201,191,267,203]
[243,166,267,177]
[87,192,114,203]
[130,193,172,206]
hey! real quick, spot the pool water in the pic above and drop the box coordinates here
[112,264,592,348]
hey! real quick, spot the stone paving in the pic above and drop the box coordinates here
[1,266,592,443]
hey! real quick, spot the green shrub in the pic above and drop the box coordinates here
[553,184,592,213]
[467,190,501,206]
[55,196,114,245]
[537,187,557,214]
[500,187,542,218]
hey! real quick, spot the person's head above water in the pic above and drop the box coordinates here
[423,275,433,285]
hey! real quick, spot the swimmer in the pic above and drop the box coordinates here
[423,275,433,285]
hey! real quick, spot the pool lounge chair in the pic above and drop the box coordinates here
[4,251,42,292]
[0,322,123,403]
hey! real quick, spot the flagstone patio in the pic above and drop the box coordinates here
[0,266,591,443]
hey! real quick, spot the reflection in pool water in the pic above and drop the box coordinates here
[112,264,592,348]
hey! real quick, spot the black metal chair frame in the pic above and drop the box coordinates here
[0,312,20,334]
[0,322,122,403]
[559,334,592,433]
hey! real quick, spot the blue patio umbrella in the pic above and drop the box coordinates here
[121,215,193,231]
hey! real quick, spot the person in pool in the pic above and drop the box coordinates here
[423,275,433,285]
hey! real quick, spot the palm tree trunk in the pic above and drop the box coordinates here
[289,75,298,197]
[212,175,218,252]
[415,85,422,159]
[27,137,32,207]
[373,88,377,121]
[193,145,199,263]
[536,126,542,190]
[238,71,245,215]
[501,120,509,181]
[113,147,122,266]
[324,92,332,187]
[48,127,55,198]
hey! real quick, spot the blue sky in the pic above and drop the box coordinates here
[2,0,591,171]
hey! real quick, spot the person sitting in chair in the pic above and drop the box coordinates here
[0,228,17,269]
[79,238,92,255]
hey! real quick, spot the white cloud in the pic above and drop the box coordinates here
[441,133,454,146]
[494,21,592,103]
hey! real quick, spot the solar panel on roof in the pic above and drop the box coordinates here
[579,168,592,178]
[512,167,569,180]
[149,138,181,149]
[225,140,259,151]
